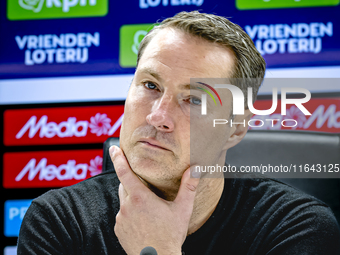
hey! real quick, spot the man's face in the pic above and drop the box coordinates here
[119,28,237,191]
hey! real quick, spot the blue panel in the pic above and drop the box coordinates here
[0,1,339,79]
[4,200,33,237]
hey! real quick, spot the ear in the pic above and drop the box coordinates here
[222,109,253,150]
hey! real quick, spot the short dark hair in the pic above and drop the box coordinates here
[137,11,266,106]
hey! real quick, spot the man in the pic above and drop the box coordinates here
[18,11,340,254]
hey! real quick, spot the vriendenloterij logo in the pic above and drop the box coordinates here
[7,0,108,20]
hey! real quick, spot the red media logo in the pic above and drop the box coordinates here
[4,105,124,146]
[3,149,103,189]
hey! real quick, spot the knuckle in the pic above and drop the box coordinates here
[115,211,125,229]
[118,183,125,196]
[118,203,127,216]
[115,166,127,178]
[185,182,197,192]
[129,193,144,206]
[114,222,120,236]
[115,211,122,222]
[120,205,129,216]
[118,183,123,192]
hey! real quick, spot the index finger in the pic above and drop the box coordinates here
[109,145,147,195]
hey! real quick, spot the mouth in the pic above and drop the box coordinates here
[138,138,171,151]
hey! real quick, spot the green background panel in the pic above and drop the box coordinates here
[119,24,155,68]
[236,0,340,10]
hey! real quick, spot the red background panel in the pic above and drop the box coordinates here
[3,149,103,189]
[4,105,124,146]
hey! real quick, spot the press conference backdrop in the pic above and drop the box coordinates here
[1,0,340,253]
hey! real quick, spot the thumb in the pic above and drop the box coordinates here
[174,166,201,217]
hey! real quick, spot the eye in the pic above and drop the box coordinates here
[189,96,202,106]
[143,81,159,91]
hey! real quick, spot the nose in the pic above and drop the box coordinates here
[146,93,175,132]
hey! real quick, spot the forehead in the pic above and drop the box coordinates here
[137,28,235,80]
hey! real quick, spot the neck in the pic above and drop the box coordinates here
[187,177,224,235]
[140,169,225,236]
[139,155,227,235]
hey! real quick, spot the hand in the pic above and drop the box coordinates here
[110,145,200,255]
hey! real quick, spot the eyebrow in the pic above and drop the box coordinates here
[138,67,163,82]
[137,67,206,90]
[179,84,205,90]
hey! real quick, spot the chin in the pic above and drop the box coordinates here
[131,157,172,179]
[123,142,185,188]
[131,155,180,182]
[138,169,182,201]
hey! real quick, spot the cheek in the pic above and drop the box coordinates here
[176,123,190,158]
[189,115,231,165]
[120,88,149,146]
[125,87,153,121]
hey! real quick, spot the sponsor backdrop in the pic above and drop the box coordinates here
[1,0,340,79]
[0,101,125,252]
[1,0,340,252]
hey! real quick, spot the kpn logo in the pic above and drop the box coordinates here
[7,0,108,20]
